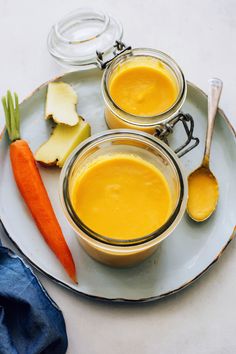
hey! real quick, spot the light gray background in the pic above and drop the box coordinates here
[0,1,236,353]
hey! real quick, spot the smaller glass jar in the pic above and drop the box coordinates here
[48,9,197,151]
[102,48,187,134]
[60,130,187,267]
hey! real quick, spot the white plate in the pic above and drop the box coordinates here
[0,69,235,302]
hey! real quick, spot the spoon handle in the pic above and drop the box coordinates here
[202,78,223,167]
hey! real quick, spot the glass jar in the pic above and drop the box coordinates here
[48,9,198,154]
[101,48,187,134]
[60,130,187,267]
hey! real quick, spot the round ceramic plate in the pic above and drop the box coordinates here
[0,69,235,302]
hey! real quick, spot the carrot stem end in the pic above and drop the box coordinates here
[2,90,21,142]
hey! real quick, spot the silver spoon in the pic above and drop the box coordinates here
[187,78,223,222]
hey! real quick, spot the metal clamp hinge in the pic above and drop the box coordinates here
[155,113,200,157]
[96,41,132,70]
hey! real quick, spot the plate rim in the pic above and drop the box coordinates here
[0,75,235,303]
[1,220,235,303]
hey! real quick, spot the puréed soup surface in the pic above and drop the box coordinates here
[71,154,172,239]
[109,59,178,116]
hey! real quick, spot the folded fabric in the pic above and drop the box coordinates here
[0,242,68,354]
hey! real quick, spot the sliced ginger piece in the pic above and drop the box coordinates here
[45,82,79,126]
[35,119,91,167]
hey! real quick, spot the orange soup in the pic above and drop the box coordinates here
[71,154,172,239]
[109,59,178,116]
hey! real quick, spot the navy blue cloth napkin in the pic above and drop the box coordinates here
[0,241,68,354]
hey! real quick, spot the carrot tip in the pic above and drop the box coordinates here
[70,274,78,285]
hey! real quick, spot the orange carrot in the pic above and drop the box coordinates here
[2,91,77,283]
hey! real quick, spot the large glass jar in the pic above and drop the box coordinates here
[60,130,187,267]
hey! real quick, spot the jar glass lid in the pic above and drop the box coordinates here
[47,8,123,69]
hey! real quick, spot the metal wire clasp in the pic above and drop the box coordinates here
[96,41,132,69]
[155,113,199,157]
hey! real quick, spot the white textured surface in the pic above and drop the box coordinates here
[0,1,235,353]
